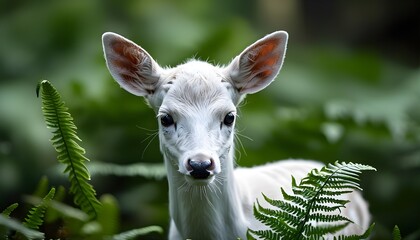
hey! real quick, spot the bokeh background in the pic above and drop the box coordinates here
[1,0,419,239]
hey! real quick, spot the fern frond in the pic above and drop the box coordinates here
[249,161,376,240]
[37,80,101,219]
[23,187,55,230]
[1,203,19,217]
[32,176,49,198]
[45,185,66,223]
[393,225,401,240]
[24,195,89,222]
[110,225,163,240]
[1,203,19,239]
[306,222,350,237]
[308,213,352,224]
[253,201,296,234]
[333,223,375,240]
[247,229,282,240]
[98,194,120,236]
[0,215,44,239]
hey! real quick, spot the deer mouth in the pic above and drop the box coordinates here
[190,168,211,179]
[185,174,216,186]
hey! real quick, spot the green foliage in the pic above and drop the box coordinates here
[110,226,164,240]
[36,80,101,220]
[0,188,55,239]
[393,225,401,240]
[88,162,166,180]
[248,162,376,240]
[0,215,44,240]
[1,203,19,218]
[25,195,89,222]
[30,80,162,239]
[22,188,55,230]
[1,203,20,239]
[98,194,120,236]
[32,176,49,199]
[44,185,66,223]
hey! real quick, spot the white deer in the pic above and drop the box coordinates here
[102,31,371,240]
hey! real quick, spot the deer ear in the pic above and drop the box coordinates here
[102,32,162,96]
[226,31,288,94]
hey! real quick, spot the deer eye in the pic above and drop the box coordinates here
[223,112,235,126]
[160,114,174,127]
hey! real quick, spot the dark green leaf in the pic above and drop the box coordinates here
[37,80,102,219]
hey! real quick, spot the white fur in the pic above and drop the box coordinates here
[102,31,371,240]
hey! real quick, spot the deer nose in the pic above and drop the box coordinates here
[187,155,215,179]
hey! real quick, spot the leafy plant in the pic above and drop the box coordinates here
[393,225,401,240]
[1,204,19,218]
[32,79,162,239]
[110,226,164,240]
[87,162,166,180]
[248,161,375,240]
[0,189,55,239]
[0,216,44,240]
[36,80,101,220]
[22,188,55,230]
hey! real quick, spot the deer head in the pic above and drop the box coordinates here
[102,31,288,185]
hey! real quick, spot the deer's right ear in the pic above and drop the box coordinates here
[102,32,162,96]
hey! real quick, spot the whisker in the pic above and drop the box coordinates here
[140,131,158,144]
[136,125,158,133]
[212,176,224,196]
[236,130,253,142]
[177,181,188,192]
[211,181,222,198]
[202,186,207,201]
[203,185,217,211]
[200,186,205,201]
[234,130,253,159]
[234,134,244,161]
[188,185,194,205]
[141,131,159,159]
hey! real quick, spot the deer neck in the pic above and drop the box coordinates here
[163,145,248,240]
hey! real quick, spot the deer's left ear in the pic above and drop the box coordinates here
[226,31,288,95]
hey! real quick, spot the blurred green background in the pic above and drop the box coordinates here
[0,0,419,239]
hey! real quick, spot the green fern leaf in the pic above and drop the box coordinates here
[23,188,55,230]
[306,222,350,237]
[0,215,44,239]
[1,203,19,217]
[264,193,305,219]
[393,225,401,240]
[110,225,163,240]
[24,195,89,222]
[37,80,101,219]
[333,223,375,240]
[253,201,296,234]
[249,161,376,240]
[32,176,49,199]
[308,213,352,224]
[247,229,282,240]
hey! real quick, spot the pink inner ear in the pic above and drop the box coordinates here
[111,41,140,65]
[255,69,272,79]
[251,38,280,60]
[110,41,142,81]
[249,38,282,76]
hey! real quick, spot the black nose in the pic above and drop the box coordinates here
[188,159,213,179]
